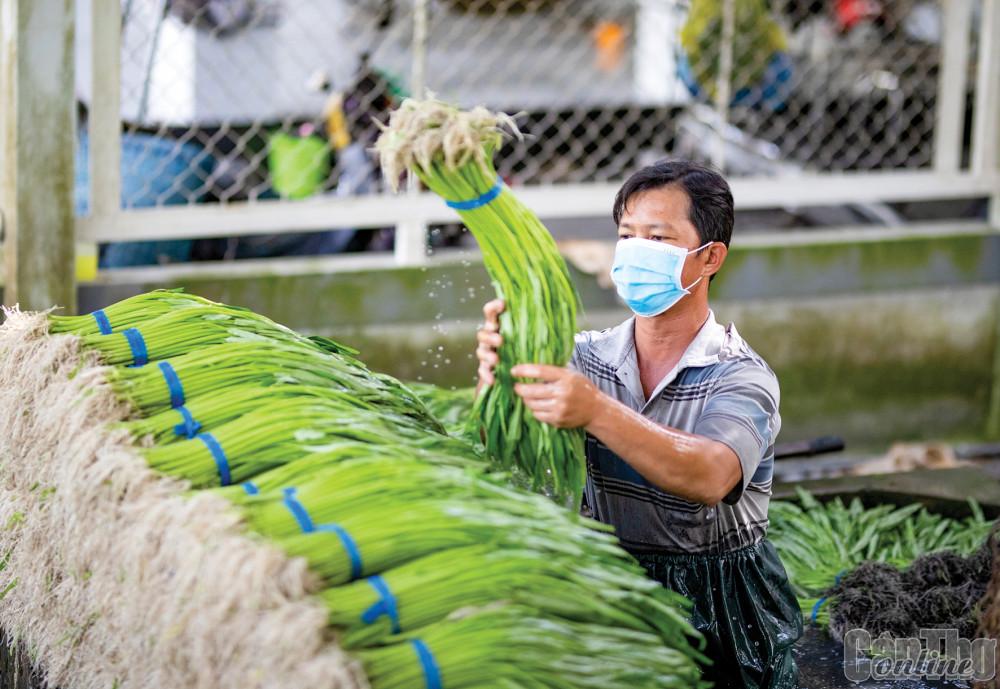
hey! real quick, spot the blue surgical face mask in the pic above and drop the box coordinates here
[610,237,712,317]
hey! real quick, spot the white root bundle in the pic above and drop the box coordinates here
[0,307,367,689]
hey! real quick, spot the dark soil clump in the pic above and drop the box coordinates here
[902,550,972,589]
[827,538,992,644]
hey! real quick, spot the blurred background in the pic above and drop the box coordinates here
[2,0,999,481]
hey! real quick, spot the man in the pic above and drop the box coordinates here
[475,160,803,689]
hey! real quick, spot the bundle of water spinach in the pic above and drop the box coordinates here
[41,290,708,689]
[376,97,586,504]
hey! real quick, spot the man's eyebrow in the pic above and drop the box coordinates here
[619,222,676,230]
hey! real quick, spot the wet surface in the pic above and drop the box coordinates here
[795,627,972,689]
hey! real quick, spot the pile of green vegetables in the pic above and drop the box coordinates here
[48,289,708,689]
[409,383,476,439]
[376,97,586,505]
[768,487,993,626]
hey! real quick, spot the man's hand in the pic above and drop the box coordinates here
[475,299,505,388]
[511,364,606,429]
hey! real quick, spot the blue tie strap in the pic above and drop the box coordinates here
[173,406,202,439]
[810,569,846,623]
[282,487,316,531]
[361,575,401,633]
[123,328,148,367]
[411,639,442,689]
[809,597,826,624]
[282,487,363,579]
[91,309,113,335]
[158,361,186,408]
[445,176,503,211]
[198,433,231,486]
[242,481,260,496]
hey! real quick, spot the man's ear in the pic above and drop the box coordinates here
[703,243,728,278]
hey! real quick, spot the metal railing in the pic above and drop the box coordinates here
[75,0,1000,270]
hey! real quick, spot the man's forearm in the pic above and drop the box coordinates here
[584,394,740,506]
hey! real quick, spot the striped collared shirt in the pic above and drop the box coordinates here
[569,311,779,554]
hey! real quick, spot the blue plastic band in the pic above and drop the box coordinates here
[242,481,260,495]
[158,361,185,408]
[92,309,113,335]
[319,523,363,580]
[198,433,231,486]
[361,576,401,633]
[282,487,316,531]
[411,640,442,689]
[173,406,202,439]
[445,176,503,211]
[123,328,148,367]
[811,569,846,623]
[282,487,363,579]
[810,597,827,623]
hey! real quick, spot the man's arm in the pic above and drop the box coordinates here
[587,394,743,506]
[511,364,742,507]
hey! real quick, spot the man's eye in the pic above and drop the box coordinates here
[650,236,666,242]
[618,233,633,240]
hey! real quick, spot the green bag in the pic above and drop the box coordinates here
[268,131,330,199]
[632,539,803,689]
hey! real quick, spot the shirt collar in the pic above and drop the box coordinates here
[591,310,735,407]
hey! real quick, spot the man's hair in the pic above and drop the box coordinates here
[612,160,734,248]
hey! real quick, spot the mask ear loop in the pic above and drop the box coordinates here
[679,242,714,292]
[680,274,704,292]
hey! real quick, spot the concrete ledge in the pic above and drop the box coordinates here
[67,223,1000,327]
[772,467,1000,519]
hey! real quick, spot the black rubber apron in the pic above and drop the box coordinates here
[630,539,804,689]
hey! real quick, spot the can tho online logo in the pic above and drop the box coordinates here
[843,628,997,682]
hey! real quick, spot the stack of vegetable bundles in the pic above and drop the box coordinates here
[376,97,586,505]
[9,284,706,689]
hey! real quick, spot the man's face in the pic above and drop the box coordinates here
[617,185,709,289]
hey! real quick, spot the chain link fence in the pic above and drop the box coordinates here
[77,0,973,212]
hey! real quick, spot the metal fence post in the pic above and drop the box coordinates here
[395,0,430,266]
[0,0,76,312]
[711,0,735,171]
[90,0,122,220]
[933,0,972,173]
[973,0,1000,229]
